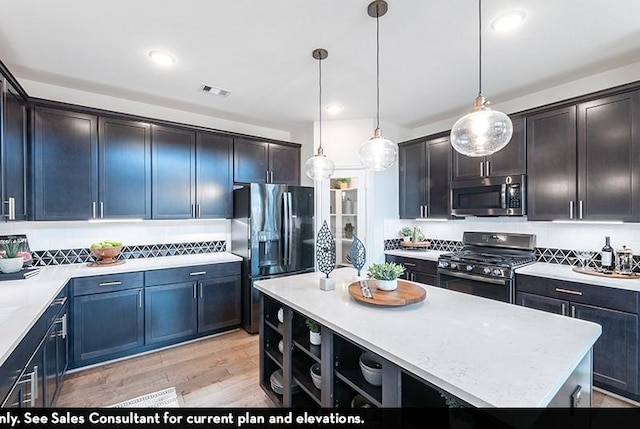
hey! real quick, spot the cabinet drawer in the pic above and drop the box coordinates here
[73,272,143,296]
[144,262,240,286]
[516,274,640,314]
[385,255,437,275]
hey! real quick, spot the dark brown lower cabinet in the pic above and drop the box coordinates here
[385,255,437,286]
[516,274,640,399]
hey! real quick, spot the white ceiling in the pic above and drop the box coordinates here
[2,0,640,132]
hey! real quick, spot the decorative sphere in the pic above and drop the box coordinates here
[450,109,513,157]
[305,154,335,181]
[359,136,398,171]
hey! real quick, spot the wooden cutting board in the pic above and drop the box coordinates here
[348,279,426,306]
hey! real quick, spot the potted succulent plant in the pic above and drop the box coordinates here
[305,318,321,346]
[399,227,413,242]
[366,262,406,291]
[0,238,25,273]
[335,178,350,189]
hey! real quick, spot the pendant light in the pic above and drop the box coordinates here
[305,48,335,181]
[359,0,397,171]
[450,0,513,157]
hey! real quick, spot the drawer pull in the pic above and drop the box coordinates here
[189,271,207,276]
[403,262,416,267]
[99,281,122,287]
[50,296,67,307]
[555,287,583,296]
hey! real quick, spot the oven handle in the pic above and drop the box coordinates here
[438,269,508,286]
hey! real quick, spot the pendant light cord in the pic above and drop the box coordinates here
[478,0,483,97]
[318,55,323,151]
[376,8,381,129]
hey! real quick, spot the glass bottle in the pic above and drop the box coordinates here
[600,236,614,270]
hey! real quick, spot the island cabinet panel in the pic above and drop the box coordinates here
[385,255,437,286]
[1,77,28,221]
[516,274,640,398]
[452,115,526,181]
[33,107,98,220]
[98,117,151,219]
[234,138,300,185]
[398,135,451,219]
[71,274,145,366]
[151,124,196,219]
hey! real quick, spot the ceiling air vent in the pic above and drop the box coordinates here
[200,84,231,97]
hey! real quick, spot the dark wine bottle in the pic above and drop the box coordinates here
[601,236,614,270]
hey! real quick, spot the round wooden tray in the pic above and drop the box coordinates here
[572,266,639,279]
[348,279,426,306]
[87,260,126,268]
[399,241,431,248]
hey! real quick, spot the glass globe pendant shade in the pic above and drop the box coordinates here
[305,147,335,181]
[359,128,398,171]
[450,95,513,157]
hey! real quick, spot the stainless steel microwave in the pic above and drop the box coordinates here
[450,174,526,216]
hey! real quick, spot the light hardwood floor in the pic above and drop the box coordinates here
[56,329,637,408]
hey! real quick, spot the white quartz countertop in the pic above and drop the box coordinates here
[516,262,640,292]
[0,252,241,367]
[384,249,446,261]
[254,267,601,408]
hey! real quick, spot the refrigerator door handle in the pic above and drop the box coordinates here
[282,191,290,265]
[287,192,293,267]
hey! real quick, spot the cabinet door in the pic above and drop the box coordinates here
[410,271,437,286]
[526,106,577,221]
[233,138,268,184]
[73,288,144,363]
[196,132,232,218]
[577,91,640,221]
[44,322,58,407]
[398,141,426,219]
[145,282,197,344]
[269,143,300,185]
[54,307,68,405]
[151,125,196,219]
[452,151,483,181]
[3,345,45,408]
[515,291,568,315]
[98,117,151,219]
[197,275,241,332]
[33,107,98,220]
[2,80,27,220]
[487,115,526,177]
[426,136,451,218]
[572,302,639,395]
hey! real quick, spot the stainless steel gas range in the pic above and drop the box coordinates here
[437,231,537,303]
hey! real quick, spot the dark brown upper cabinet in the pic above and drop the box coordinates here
[233,138,300,185]
[398,135,451,219]
[527,90,640,221]
[452,116,526,181]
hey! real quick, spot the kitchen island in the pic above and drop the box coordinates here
[254,267,601,409]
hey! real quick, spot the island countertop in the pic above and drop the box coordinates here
[254,267,602,408]
[0,252,242,367]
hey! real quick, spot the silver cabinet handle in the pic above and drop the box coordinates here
[191,204,196,218]
[480,162,484,177]
[92,202,96,218]
[193,283,197,299]
[100,201,104,218]
[189,271,207,276]
[270,171,274,183]
[569,201,575,219]
[571,305,576,318]
[99,281,122,287]
[32,365,39,403]
[404,262,416,267]
[3,197,15,220]
[579,200,584,220]
[485,161,491,177]
[555,287,583,296]
[138,290,142,308]
[51,296,67,307]
[197,204,201,218]
[199,283,203,298]
[561,303,566,316]
[60,314,67,338]
[266,171,270,183]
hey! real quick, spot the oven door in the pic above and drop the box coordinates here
[437,270,513,303]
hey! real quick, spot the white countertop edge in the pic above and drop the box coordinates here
[0,252,242,367]
[516,262,640,292]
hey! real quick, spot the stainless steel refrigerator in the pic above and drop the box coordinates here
[231,183,315,334]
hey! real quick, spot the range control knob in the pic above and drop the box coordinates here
[466,265,474,272]
[483,267,492,275]
[450,263,458,270]
[492,269,504,277]
[438,261,449,268]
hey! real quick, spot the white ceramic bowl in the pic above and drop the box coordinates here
[278,339,284,354]
[277,308,284,324]
[351,394,375,408]
[359,352,383,386]
[310,363,321,389]
[0,257,24,274]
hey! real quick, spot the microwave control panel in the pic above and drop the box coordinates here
[507,184,521,209]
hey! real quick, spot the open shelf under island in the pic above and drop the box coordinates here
[254,267,601,415]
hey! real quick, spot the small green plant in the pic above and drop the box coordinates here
[366,262,406,281]
[399,227,413,237]
[335,178,350,184]
[305,318,320,333]
[1,238,20,259]
[440,392,475,422]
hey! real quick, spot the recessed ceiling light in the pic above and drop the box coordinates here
[490,10,526,33]
[325,104,343,114]
[148,49,176,66]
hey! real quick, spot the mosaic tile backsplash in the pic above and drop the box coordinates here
[384,238,640,272]
[31,240,227,266]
